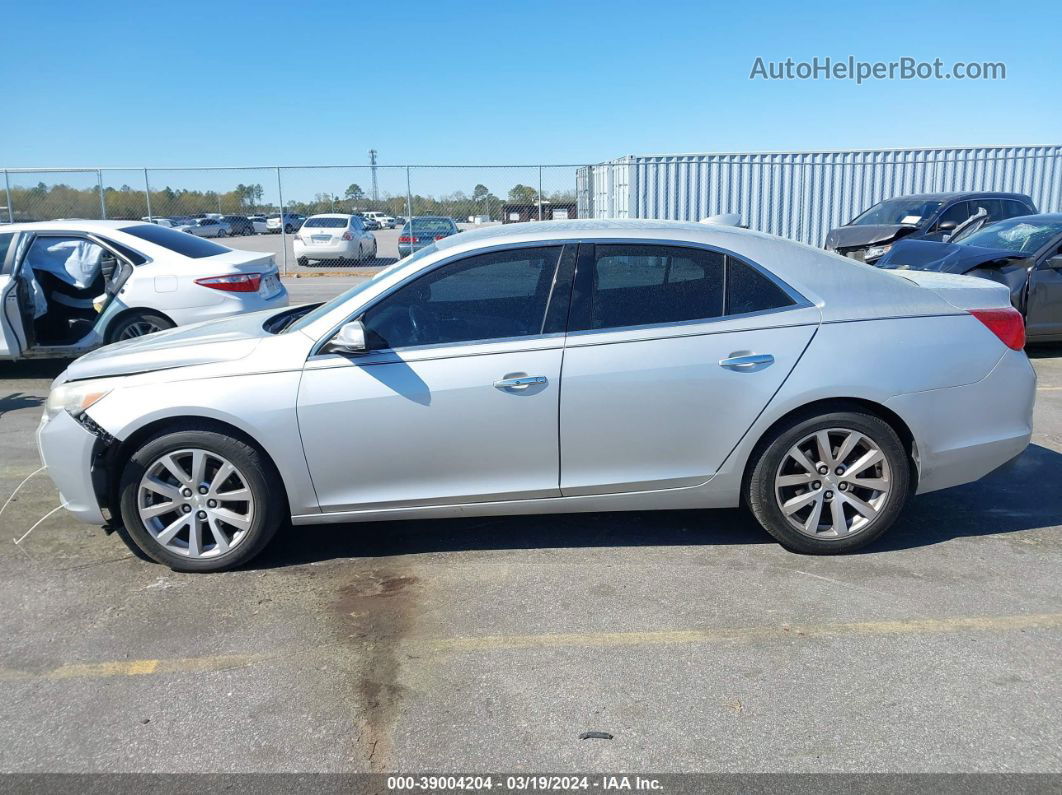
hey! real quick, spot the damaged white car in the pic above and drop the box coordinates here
[0,220,288,360]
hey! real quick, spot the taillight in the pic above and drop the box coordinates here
[342,231,353,241]
[399,235,419,243]
[434,234,446,240]
[195,274,262,293]
[969,308,1025,350]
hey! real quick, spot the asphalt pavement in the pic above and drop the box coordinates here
[0,278,1059,773]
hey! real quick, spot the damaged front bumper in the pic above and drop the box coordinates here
[37,410,115,525]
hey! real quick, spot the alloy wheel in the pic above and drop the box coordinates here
[774,428,892,539]
[118,320,163,339]
[137,448,255,558]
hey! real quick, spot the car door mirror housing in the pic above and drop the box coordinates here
[326,320,367,354]
[936,219,958,232]
[1046,254,1062,270]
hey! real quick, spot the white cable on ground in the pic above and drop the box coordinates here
[0,465,47,521]
[14,502,67,546]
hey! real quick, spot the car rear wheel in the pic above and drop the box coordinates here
[243,227,254,236]
[745,410,910,554]
[118,429,285,572]
[284,224,294,234]
[108,311,174,343]
[297,257,309,267]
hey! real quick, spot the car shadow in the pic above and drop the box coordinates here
[1027,342,1062,359]
[0,359,68,380]
[248,443,1062,570]
[296,257,395,270]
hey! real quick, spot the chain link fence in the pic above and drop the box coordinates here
[1,164,590,272]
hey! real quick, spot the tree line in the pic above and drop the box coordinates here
[4,181,577,222]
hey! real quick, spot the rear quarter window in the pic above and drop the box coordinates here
[726,257,796,315]
[120,224,230,258]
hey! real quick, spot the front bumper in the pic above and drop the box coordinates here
[37,411,107,524]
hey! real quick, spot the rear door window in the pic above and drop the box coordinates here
[588,244,724,330]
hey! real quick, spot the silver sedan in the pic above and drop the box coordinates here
[38,220,1035,571]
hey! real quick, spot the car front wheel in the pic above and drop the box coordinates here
[118,429,285,572]
[745,410,910,554]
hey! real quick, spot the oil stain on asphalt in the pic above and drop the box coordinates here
[334,569,419,771]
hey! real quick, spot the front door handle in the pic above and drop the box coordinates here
[719,353,774,370]
[494,375,547,390]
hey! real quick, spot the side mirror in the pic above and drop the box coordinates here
[936,219,958,232]
[1047,255,1062,271]
[326,320,367,354]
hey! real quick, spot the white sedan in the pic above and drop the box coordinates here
[0,220,288,360]
[294,214,377,266]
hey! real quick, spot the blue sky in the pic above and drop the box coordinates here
[1,0,1058,168]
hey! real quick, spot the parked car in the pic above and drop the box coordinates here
[294,214,377,266]
[361,211,393,229]
[824,192,1036,264]
[356,213,380,231]
[0,220,288,360]
[142,216,180,228]
[249,217,269,234]
[266,213,305,234]
[186,217,230,238]
[221,215,256,236]
[877,213,1062,342]
[398,216,459,257]
[36,220,1032,572]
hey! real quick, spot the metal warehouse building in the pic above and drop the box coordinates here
[577,144,1062,246]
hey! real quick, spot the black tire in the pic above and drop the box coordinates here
[242,227,254,236]
[118,428,285,572]
[284,224,294,234]
[297,256,309,267]
[107,310,175,343]
[216,229,227,238]
[745,409,910,554]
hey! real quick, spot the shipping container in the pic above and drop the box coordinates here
[577,145,1062,246]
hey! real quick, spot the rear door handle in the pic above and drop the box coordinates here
[494,375,547,390]
[719,353,774,370]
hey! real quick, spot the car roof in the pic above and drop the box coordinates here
[0,219,144,233]
[883,191,1032,202]
[307,213,352,219]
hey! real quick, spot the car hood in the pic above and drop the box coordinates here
[878,239,1030,274]
[61,309,281,383]
[824,224,915,250]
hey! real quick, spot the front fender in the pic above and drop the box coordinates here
[85,370,320,516]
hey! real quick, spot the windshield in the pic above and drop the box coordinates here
[957,218,1062,254]
[285,242,440,333]
[304,217,348,228]
[850,198,943,227]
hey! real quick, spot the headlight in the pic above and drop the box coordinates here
[43,378,120,421]
[865,244,892,261]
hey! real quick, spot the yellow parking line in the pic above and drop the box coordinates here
[426,612,1062,654]
[3,613,1058,682]
[0,652,258,683]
